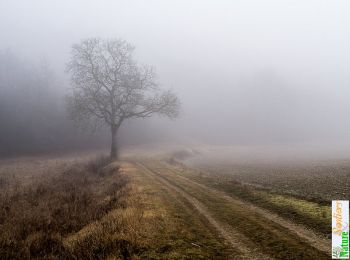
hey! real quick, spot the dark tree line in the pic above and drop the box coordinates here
[0,51,103,157]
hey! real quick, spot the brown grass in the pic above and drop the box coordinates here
[0,156,135,259]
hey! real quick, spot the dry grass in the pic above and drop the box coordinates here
[0,153,336,259]
[0,155,140,259]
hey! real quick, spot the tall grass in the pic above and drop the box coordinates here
[0,156,133,259]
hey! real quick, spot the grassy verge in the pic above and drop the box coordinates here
[0,156,133,259]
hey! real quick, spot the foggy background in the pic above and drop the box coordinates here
[1,0,350,157]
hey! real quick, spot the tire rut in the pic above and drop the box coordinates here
[136,162,273,260]
[162,165,330,254]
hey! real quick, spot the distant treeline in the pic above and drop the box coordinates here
[0,51,106,157]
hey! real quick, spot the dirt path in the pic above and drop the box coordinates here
[163,165,330,254]
[137,162,273,260]
[135,160,330,259]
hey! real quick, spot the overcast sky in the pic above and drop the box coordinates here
[1,0,350,147]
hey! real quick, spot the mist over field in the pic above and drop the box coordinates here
[2,2,350,259]
[1,0,350,158]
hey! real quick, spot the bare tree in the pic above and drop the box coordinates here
[66,38,180,159]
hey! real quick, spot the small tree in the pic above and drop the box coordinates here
[66,38,180,159]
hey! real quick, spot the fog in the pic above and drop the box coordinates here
[1,0,350,158]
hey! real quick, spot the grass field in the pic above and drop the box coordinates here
[0,151,335,259]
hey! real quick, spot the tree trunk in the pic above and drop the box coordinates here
[110,126,118,160]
